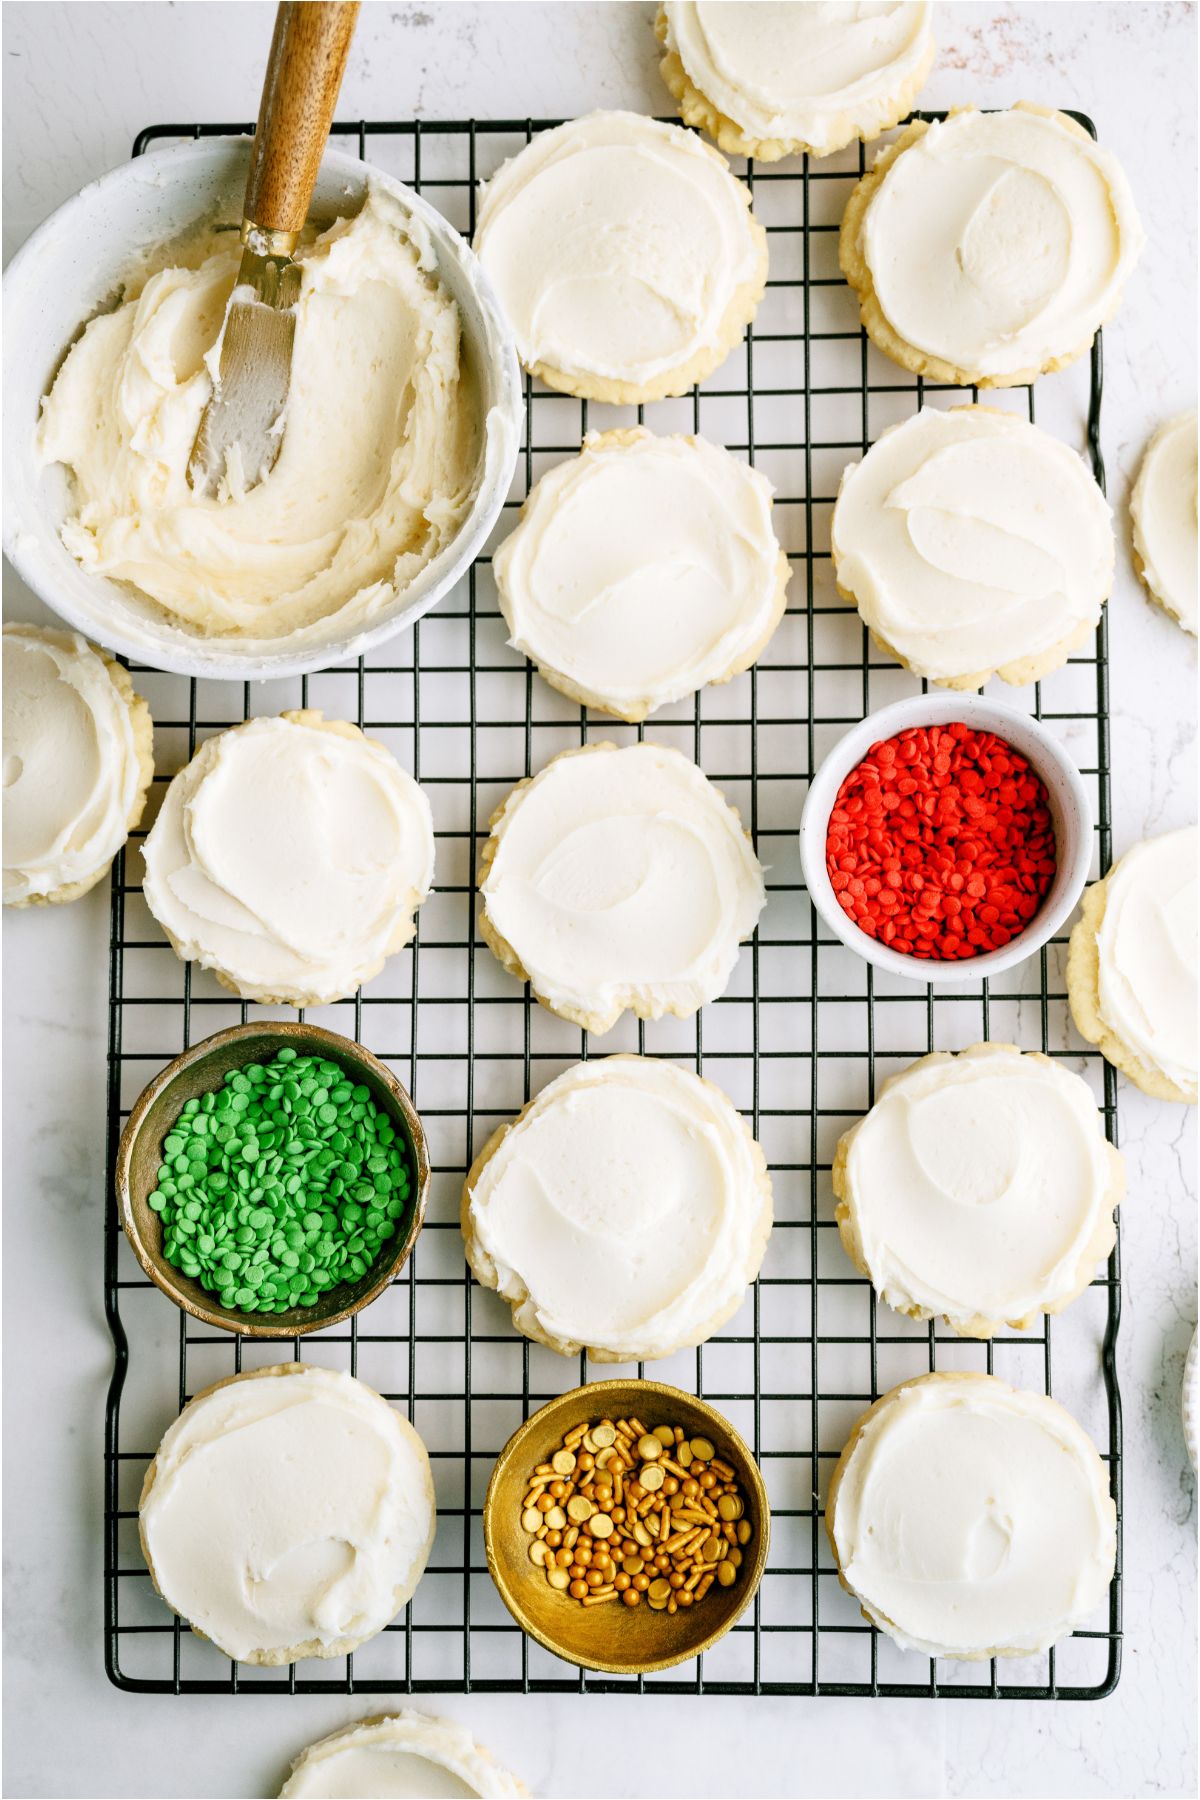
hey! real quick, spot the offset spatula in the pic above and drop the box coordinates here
[189,0,359,498]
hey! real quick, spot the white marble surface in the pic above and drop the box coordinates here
[2,4,1196,1796]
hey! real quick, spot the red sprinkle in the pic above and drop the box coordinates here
[824,724,1057,961]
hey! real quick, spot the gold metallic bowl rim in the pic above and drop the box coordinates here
[115,1020,429,1339]
[483,1377,771,1676]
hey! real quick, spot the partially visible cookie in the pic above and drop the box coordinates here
[840,104,1144,387]
[474,111,767,403]
[494,427,789,721]
[280,1713,527,1798]
[656,1,934,162]
[1130,410,1197,634]
[3,622,153,906]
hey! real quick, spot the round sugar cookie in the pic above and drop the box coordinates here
[1130,410,1197,634]
[280,1713,527,1798]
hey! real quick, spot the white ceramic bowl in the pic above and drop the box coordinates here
[798,693,1094,985]
[2,138,521,682]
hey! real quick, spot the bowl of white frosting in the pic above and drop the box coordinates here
[3,138,520,681]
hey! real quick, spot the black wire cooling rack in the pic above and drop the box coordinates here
[104,114,1122,1699]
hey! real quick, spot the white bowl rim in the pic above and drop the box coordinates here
[797,691,1095,985]
[2,136,522,683]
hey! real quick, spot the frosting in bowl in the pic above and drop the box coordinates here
[1130,410,1198,633]
[473,112,764,392]
[836,1044,1120,1333]
[858,106,1144,379]
[1096,827,1198,1094]
[464,1056,773,1361]
[831,406,1113,684]
[494,428,788,719]
[828,1374,1116,1658]
[142,712,434,1005]
[139,1365,435,1663]
[479,742,765,1032]
[37,187,481,648]
[3,622,149,903]
[280,1714,525,1799]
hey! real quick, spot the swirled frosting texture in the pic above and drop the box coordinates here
[140,1366,435,1663]
[473,112,763,390]
[1096,827,1198,1093]
[465,1057,773,1360]
[1131,411,1198,633]
[281,1714,525,1799]
[859,107,1143,379]
[837,1045,1118,1332]
[494,428,787,719]
[3,623,147,903]
[480,743,765,1031]
[37,189,481,648]
[829,1375,1116,1658]
[832,407,1113,683]
[662,1,933,155]
[142,713,434,1005]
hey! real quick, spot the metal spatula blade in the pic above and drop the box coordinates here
[188,238,302,499]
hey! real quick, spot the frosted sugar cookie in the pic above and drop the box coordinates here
[142,711,434,1007]
[473,112,767,403]
[139,1364,436,1665]
[840,104,1144,387]
[494,427,789,720]
[478,742,765,1033]
[657,1,934,162]
[1067,827,1198,1103]
[826,1373,1116,1659]
[831,406,1114,688]
[463,1056,773,1361]
[834,1044,1123,1337]
[280,1714,527,1798]
[1130,410,1197,634]
[3,623,153,906]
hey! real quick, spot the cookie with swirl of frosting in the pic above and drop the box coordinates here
[1130,410,1198,635]
[280,1713,527,1799]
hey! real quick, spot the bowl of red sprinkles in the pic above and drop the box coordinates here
[799,695,1094,983]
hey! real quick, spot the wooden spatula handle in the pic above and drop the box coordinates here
[243,1,359,236]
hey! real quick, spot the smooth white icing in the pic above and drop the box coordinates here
[832,407,1113,681]
[1130,410,1198,633]
[281,1714,523,1799]
[841,1046,1116,1328]
[494,429,785,717]
[37,188,481,647]
[663,1,933,154]
[474,112,761,387]
[860,107,1144,377]
[3,623,143,902]
[466,1056,772,1359]
[1096,827,1198,1092]
[140,1367,435,1663]
[142,714,434,1003]
[831,1376,1116,1657]
[481,743,765,1030]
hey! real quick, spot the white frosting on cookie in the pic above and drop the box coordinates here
[839,1046,1117,1330]
[1095,827,1197,1093]
[832,407,1113,682]
[142,714,434,1004]
[829,1375,1116,1658]
[663,1,933,154]
[140,1367,435,1663]
[481,743,765,1031]
[1130,410,1198,633]
[494,429,785,718]
[3,623,145,903]
[860,107,1144,378]
[466,1057,772,1360]
[474,112,762,387]
[281,1713,524,1799]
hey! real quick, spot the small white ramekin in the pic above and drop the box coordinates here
[3,138,521,682]
[798,692,1094,985]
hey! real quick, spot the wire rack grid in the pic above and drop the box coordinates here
[104,113,1122,1699]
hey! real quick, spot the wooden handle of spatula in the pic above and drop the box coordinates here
[243,1,360,237]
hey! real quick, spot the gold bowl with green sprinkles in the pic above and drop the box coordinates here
[484,1379,770,1675]
[116,1022,429,1338]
